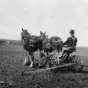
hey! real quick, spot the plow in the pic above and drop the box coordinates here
[21,53,88,77]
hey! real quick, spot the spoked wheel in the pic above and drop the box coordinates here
[69,55,84,72]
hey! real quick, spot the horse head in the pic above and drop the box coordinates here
[21,28,32,45]
[21,28,31,39]
[40,31,48,40]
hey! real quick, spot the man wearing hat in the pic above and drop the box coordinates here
[61,29,77,63]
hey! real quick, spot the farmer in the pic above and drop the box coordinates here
[62,29,77,62]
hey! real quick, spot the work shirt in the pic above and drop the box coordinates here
[63,36,77,48]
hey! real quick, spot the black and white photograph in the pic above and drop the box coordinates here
[0,0,88,88]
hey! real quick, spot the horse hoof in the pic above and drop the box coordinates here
[21,72,24,76]
[29,62,33,67]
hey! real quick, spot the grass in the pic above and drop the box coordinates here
[0,40,88,88]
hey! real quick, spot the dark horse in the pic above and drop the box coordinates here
[21,28,48,66]
[21,28,44,55]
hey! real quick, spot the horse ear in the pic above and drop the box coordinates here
[22,28,24,31]
[40,31,43,34]
[44,32,46,35]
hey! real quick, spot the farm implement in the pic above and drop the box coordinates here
[21,55,88,77]
[21,48,88,76]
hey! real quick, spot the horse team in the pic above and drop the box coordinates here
[21,28,83,70]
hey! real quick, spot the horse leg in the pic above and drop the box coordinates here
[28,52,34,68]
[29,55,33,67]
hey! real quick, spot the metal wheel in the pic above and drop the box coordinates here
[70,55,84,72]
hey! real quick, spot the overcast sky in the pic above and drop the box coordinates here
[0,0,88,46]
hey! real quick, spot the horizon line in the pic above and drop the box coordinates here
[0,38,88,48]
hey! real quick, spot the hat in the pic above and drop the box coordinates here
[70,29,75,34]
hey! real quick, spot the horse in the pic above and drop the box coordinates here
[21,28,48,67]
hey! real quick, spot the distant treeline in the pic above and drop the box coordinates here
[0,39,22,46]
[0,39,7,44]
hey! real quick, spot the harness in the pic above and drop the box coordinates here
[72,37,76,48]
